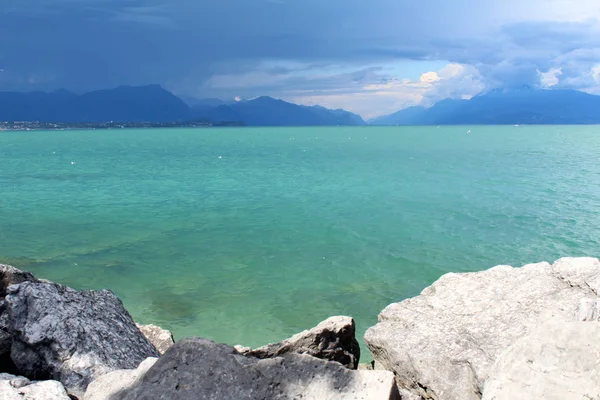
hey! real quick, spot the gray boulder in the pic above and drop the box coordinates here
[235,316,360,369]
[364,257,600,400]
[136,324,174,355]
[83,357,158,400]
[112,337,400,400]
[0,373,70,400]
[482,319,600,400]
[0,265,38,359]
[5,280,159,397]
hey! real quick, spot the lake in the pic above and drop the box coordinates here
[1,126,599,358]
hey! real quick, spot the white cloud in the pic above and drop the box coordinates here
[287,63,486,119]
[538,67,563,88]
[419,71,440,83]
[592,65,600,82]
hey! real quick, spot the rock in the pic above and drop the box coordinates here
[0,373,70,400]
[482,319,600,400]
[5,281,159,398]
[0,265,38,299]
[235,316,361,369]
[358,362,374,370]
[136,324,174,355]
[364,257,600,400]
[578,298,599,321]
[112,337,400,400]
[0,372,31,388]
[83,357,158,400]
[0,265,38,361]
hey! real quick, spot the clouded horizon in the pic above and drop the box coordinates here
[2,0,600,118]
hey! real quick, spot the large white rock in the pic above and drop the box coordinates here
[364,257,600,400]
[84,357,158,400]
[0,374,70,400]
[482,319,600,400]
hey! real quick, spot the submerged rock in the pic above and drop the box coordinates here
[364,257,600,400]
[112,337,399,400]
[136,324,175,355]
[0,373,70,400]
[83,357,158,400]
[5,280,159,397]
[235,316,360,369]
[482,318,600,400]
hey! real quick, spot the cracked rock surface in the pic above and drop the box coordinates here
[5,280,159,398]
[482,317,600,400]
[1,264,39,359]
[235,316,361,369]
[364,257,600,400]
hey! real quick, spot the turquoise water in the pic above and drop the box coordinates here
[1,126,599,359]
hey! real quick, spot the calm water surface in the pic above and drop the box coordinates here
[1,126,599,358]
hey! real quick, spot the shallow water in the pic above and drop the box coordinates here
[1,126,599,359]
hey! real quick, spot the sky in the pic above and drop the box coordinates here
[1,0,600,118]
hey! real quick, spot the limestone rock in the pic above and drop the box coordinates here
[235,316,361,369]
[578,298,599,321]
[364,257,600,400]
[83,357,158,400]
[112,337,400,400]
[136,324,174,355]
[482,319,600,400]
[0,373,70,400]
[0,265,38,359]
[5,281,159,397]
[0,373,30,388]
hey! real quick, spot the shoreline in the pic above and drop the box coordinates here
[1,257,599,399]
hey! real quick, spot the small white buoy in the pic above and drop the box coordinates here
[218,156,222,159]
[70,161,75,165]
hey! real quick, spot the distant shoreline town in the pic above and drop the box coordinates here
[0,120,244,131]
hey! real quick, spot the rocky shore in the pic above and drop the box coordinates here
[1,257,598,399]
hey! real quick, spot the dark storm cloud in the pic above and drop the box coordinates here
[0,0,492,92]
[1,0,599,112]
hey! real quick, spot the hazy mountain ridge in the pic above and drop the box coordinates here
[0,86,365,126]
[0,85,192,123]
[195,96,365,126]
[370,88,600,125]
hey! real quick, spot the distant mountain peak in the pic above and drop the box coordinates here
[370,88,600,125]
[0,85,366,126]
[0,84,192,123]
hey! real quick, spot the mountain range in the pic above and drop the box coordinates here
[0,85,365,126]
[2,85,600,126]
[370,87,600,125]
